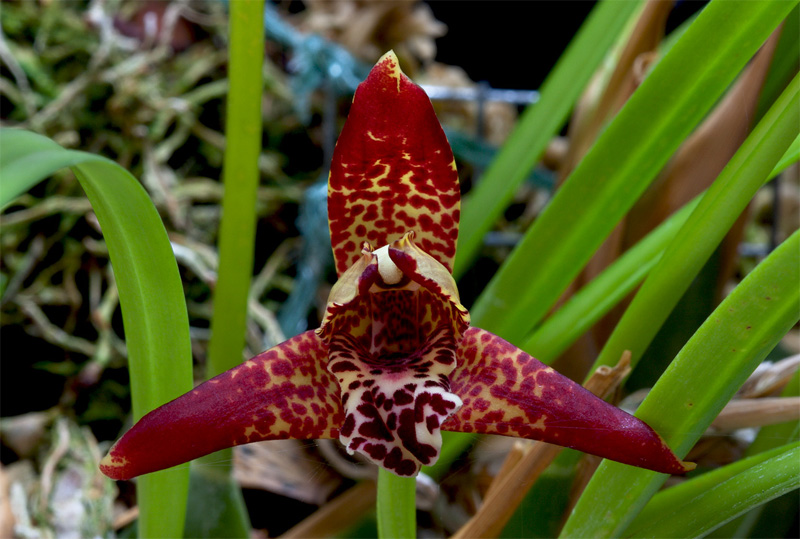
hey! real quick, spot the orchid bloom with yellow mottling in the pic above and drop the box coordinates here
[100,52,693,480]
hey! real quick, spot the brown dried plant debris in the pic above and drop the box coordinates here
[292,0,446,68]
[3,418,116,538]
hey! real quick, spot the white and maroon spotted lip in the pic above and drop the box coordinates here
[328,327,462,477]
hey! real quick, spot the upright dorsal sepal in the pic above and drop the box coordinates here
[328,50,460,276]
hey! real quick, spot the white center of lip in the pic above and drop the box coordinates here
[374,245,403,285]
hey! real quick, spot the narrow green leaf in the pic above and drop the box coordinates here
[376,469,416,539]
[630,445,800,538]
[188,1,265,536]
[590,70,799,375]
[522,196,700,363]
[469,0,797,344]
[560,229,800,538]
[435,0,799,489]
[626,442,800,536]
[718,490,799,539]
[715,368,800,537]
[524,127,800,366]
[0,129,193,539]
[434,124,800,474]
[1,131,93,207]
[454,0,644,279]
[772,131,800,176]
[207,0,265,378]
[755,3,800,122]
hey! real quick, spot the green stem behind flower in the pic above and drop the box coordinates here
[377,469,416,539]
[188,1,265,536]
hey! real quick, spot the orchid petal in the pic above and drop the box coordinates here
[328,51,460,276]
[100,331,341,480]
[445,328,694,475]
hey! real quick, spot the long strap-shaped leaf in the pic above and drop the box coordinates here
[722,369,800,537]
[184,2,265,536]
[625,441,800,537]
[434,130,800,477]
[432,137,800,479]
[469,0,797,344]
[453,0,644,279]
[562,67,798,533]
[0,129,193,538]
[523,130,800,365]
[629,444,800,538]
[522,195,700,363]
[590,70,799,375]
[560,228,800,537]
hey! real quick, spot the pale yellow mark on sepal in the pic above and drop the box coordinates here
[100,453,129,468]
[400,170,415,182]
[243,424,258,439]
[531,416,547,430]
[367,131,385,142]
[377,50,403,92]
[230,359,257,380]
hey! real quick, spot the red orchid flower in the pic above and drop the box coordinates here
[100,52,693,481]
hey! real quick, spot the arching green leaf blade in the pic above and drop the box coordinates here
[454,0,644,279]
[0,128,193,539]
[630,444,800,538]
[560,229,800,537]
[469,0,797,345]
[590,71,799,374]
